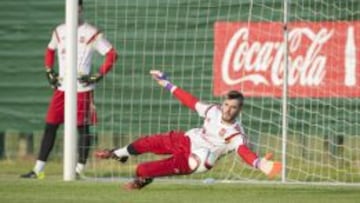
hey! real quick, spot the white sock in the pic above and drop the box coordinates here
[113,146,130,157]
[76,163,85,174]
[33,160,46,174]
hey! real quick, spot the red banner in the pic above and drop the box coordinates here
[213,21,360,97]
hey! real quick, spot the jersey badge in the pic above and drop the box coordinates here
[219,128,226,137]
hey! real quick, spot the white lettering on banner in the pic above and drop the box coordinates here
[344,26,357,87]
[221,27,334,86]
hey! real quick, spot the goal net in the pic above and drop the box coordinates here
[85,0,360,184]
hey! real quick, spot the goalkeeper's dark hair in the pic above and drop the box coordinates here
[225,90,244,108]
[79,0,83,6]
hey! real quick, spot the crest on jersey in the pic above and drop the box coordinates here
[219,128,226,137]
[234,124,241,132]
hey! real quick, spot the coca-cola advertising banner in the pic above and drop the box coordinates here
[213,21,360,97]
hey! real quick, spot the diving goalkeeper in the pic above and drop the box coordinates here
[95,70,282,190]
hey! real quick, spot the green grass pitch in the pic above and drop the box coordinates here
[1,160,360,203]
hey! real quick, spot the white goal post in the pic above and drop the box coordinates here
[64,0,78,181]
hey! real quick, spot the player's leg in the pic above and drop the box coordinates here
[76,125,93,176]
[136,154,192,178]
[75,91,95,176]
[21,90,64,179]
[94,131,177,161]
[95,131,189,162]
[36,123,60,165]
[124,153,192,190]
[20,123,60,179]
[129,130,189,155]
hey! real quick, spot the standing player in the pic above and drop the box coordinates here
[95,70,281,190]
[21,0,117,179]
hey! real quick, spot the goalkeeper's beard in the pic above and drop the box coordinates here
[221,112,238,124]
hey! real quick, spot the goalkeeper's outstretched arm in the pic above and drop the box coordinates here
[150,70,200,111]
[232,136,282,179]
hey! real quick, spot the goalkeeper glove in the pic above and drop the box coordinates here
[78,73,103,86]
[150,70,174,91]
[257,153,282,179]
[46,69,60,89]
